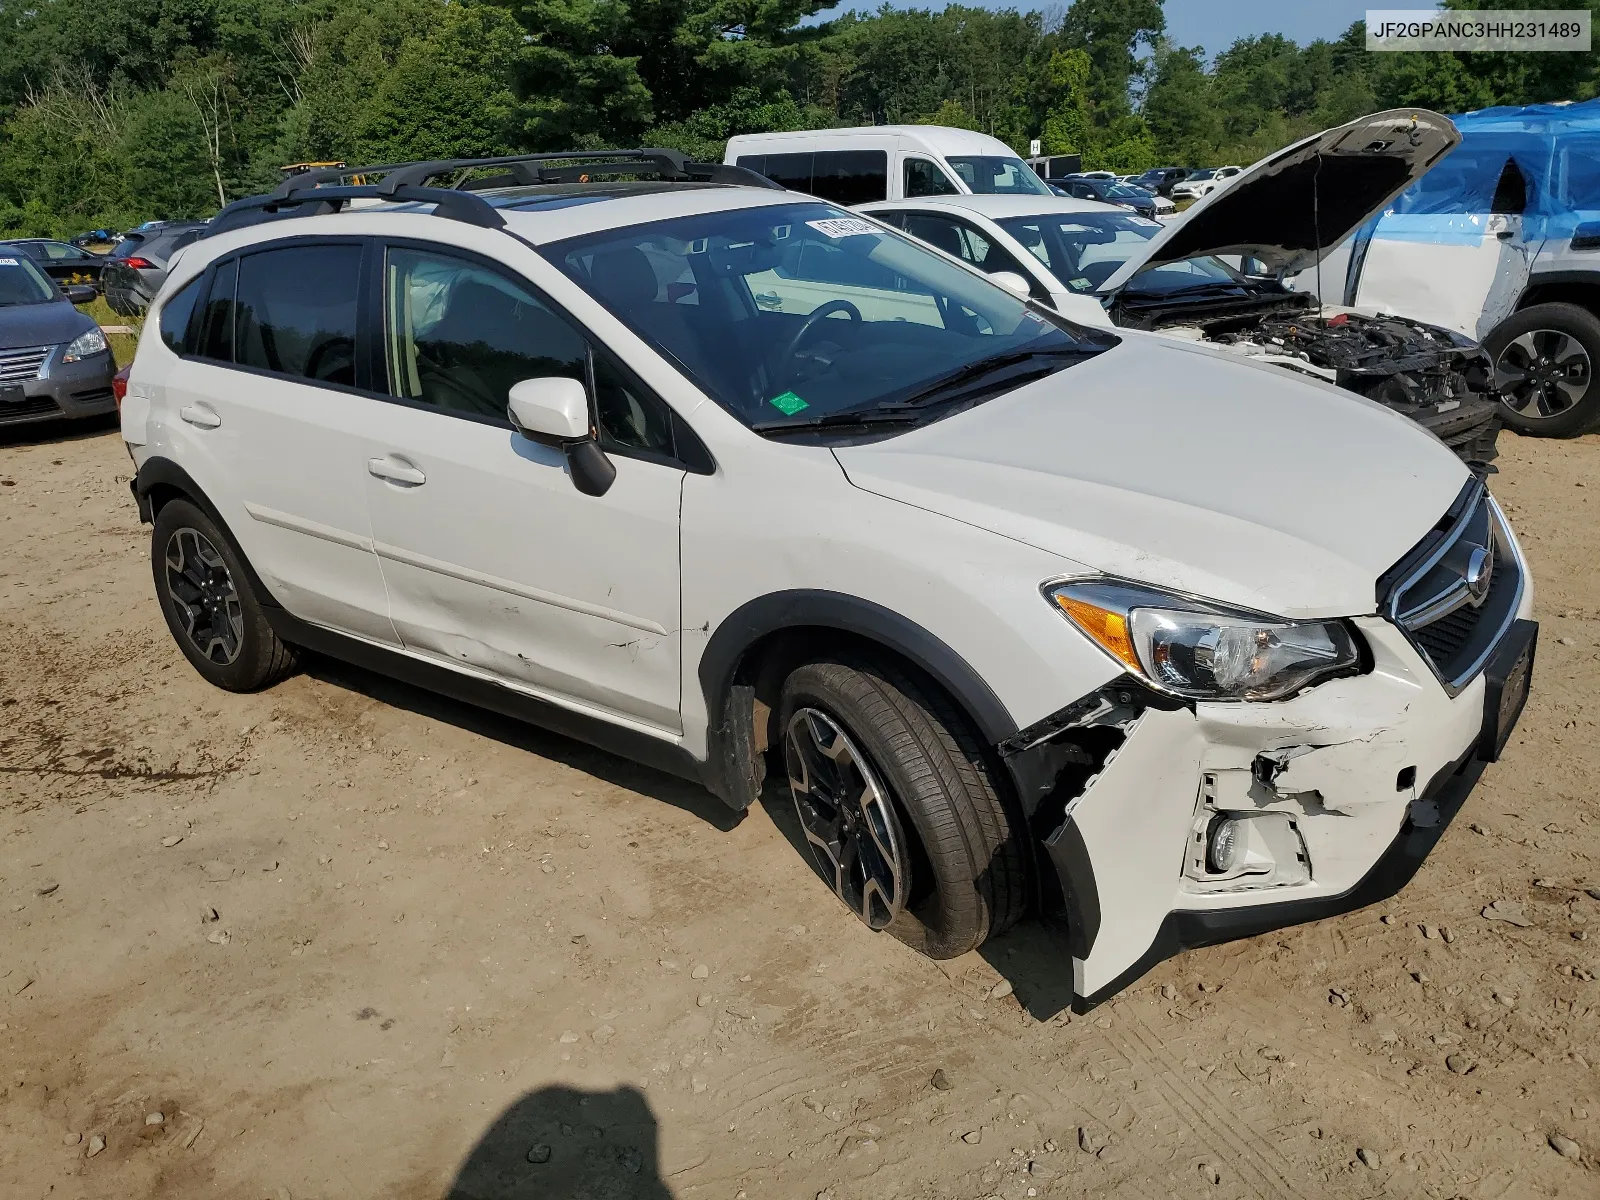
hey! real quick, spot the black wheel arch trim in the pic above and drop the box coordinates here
[1511,272,1600,317]
[133,456,284,613]
[696,590,1021,811]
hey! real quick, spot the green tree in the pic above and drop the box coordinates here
[1039,48,1092,153]
[1057,0,1164,119]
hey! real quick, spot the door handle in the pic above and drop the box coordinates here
[179,404,220,429]
[367,456,426,486]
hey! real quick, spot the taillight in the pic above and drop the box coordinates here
[112,364,131,409]
[121,256,155,270]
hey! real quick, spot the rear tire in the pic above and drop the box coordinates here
[151,499,297,691]
[1485,302,1600,437]
[778,655,1029,959]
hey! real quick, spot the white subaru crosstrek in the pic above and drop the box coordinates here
[120,151,1536,1011]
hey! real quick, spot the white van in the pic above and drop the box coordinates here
[723,126,1053,207]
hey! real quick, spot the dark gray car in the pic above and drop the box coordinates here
[0,252,116,428]
[100,221,208,315]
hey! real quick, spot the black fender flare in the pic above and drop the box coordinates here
[1511,270,1600,317]
[696,589,1019,810]
[132,456,283,609]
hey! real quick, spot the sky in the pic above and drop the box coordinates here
[1165,0,1374,59]
[816,0,1383,59]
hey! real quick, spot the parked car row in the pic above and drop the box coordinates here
[730,117,1502,465]
[0,252,116,428]
[101,221,210,315]
[119,137,1533,1013]
[1,218,210,315]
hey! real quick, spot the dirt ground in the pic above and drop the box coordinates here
[2,416,1597,1200]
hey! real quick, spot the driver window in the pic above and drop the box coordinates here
[904,156,958,198]
[383,247,586,422]
[235,244,361,386]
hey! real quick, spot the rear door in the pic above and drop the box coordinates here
[158,240,397,643]
[360,241,687,732]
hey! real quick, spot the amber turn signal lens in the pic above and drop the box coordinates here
[1053,594,1141,672]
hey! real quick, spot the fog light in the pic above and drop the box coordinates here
[1184,809,1312,891]
[1207,816,1243,873]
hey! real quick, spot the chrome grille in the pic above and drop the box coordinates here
[0,345,51,383]
[1382,480,1525,695]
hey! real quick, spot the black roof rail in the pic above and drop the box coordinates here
[200,149,784,242]
[268,149,784,194]
[202,183,505,241]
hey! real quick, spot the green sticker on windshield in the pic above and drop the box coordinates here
[768,391,809,416]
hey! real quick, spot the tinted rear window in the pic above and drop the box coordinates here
[235,245,360,386]
[198,258,237,361]
[159,277,202,354]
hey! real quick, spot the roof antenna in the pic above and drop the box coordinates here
[1312,151,1324,318]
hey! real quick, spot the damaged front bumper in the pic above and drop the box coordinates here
[1003,612,1537,1013]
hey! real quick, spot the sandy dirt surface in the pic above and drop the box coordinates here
[2,417,1597,1200]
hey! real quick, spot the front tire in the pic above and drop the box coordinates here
[151,499,297,691]
[778,656,1029,959]
[1486,302,1600,437]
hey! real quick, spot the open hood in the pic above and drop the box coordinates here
[1098,109,1460,293]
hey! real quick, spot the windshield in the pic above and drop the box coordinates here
[545,202,1111,431]
[1186,169,1216,181]
[945,156,1051,196]
[1106,184,1148,201]
[994,212,1242,295]
[0,253,57,306]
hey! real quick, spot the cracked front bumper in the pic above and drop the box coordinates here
[1007,611,1537,1013]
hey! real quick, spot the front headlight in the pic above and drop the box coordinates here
[1046,578,1361,702]
[61,327,109,363]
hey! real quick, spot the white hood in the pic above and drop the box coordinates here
[833,335,1471,620]
[1099,109,1460,293]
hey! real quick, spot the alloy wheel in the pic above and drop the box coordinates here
[163,527,244,665]
[785,707,908,930]
[1494,329,1592,419]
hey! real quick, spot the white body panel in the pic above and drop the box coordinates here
[1347,213,1532,339]
[362,406,686,732]
[832,336,1470,620]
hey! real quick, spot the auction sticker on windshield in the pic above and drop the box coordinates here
[0,258,19,266]
[806,218,880,239]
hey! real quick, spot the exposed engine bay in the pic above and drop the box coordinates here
[1112,289,1501,466]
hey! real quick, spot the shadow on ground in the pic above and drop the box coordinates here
[760,774,1079,1021]
[0,411,119,449]
[977,917,1078,1021]
[300,652,744,832]
[445,1084,673,1200]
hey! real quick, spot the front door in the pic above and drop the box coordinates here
[361,244,685,733]
[1346,135,1545,339]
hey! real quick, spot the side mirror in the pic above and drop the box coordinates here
[506,376,616,497]
[65,284,96,305]
[989,271,1032,298]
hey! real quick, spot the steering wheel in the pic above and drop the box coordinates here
[773,300,862,390]
[305,336,356,385]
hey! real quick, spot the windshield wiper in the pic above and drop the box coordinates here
[750,409,926,435]
[881,348,1086,410]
